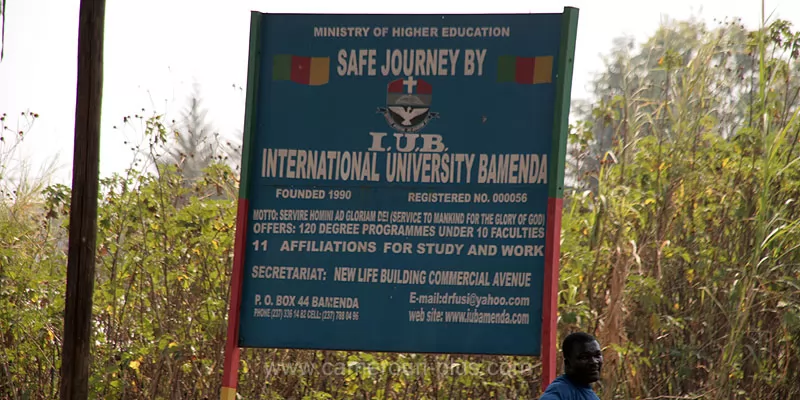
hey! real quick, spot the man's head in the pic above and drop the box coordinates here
[562,331,603,386]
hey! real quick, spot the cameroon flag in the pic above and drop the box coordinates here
[272,54,330,86]
[497,55,553,84]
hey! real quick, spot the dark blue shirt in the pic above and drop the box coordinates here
[539,375,600,400]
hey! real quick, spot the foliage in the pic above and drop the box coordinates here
[564,14,800,400]
[1,12,800,400]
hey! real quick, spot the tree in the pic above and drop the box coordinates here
[561,14,800,400]
[154,83,241,184]
[567,16,762,193]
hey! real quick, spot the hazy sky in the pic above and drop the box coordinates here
[1,0,798,186]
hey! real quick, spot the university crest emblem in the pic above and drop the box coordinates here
[378,76,439,132]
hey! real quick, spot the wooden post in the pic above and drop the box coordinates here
[60,0,105,398]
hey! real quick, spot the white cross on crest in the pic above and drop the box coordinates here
[402,76,417,94]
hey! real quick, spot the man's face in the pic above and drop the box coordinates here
[565,340,603,384]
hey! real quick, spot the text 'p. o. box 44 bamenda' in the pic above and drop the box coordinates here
[221,8,579,399]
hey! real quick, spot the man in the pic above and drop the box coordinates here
[539,331,603,400]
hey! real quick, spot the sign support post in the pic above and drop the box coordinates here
[222,9,578,400]
[541,6,579,391]
[221,11,263,400]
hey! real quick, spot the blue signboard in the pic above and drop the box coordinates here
[235,11,576,356]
